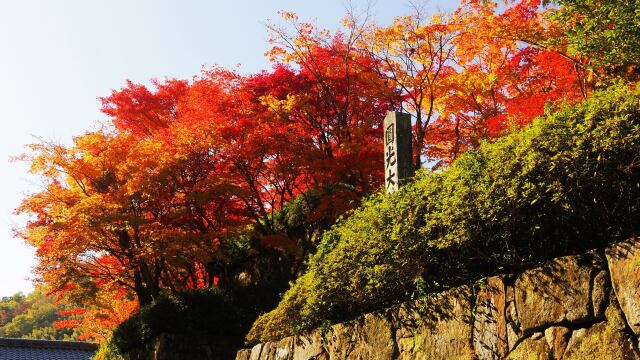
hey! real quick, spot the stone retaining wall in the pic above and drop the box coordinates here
[237,238,640,359]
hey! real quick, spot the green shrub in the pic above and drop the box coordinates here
[247,84,640,342]
[113,288,247,352]
[112,278,290,353]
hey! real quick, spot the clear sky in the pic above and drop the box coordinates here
[0,0,456,296]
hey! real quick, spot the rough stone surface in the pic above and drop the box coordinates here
[351,313,396,359]
[506,284,515,303]
[259,337,294,360]
[514,253,601,333]
[505,336,551,360]
[563,328,586,357]
[606,237,640,335]
[505,298,522,353]
[563,295,639,360]
[237,241,640,360]
[592,269,610,319]
[395,287,473,360]
[249,344,264,360]
[473,276,508,360]
[506,321,522,353]
[531,332,544,340]
[324,312,395,360]
[291,333,326,360]
[507,302,518,325]
[236,349,251,360]
[543,326,570,360]
[324,323,353,360]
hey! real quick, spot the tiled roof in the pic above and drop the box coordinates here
[0,338,97,360]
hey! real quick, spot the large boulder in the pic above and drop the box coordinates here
[236,349,251,360]
[395,287,474,360]
[473,276,508,359]
[291,333,327,360]
[505,336,551,360]
[325,312,395,360]
[514,253,604,333]
[259,337,295,360]
[249,343,264,360]
[592,269,611,319]
[606,237,640,335]
[543,326,571,360]
[563,294,638,360]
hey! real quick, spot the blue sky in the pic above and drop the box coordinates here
[0,0,456,296]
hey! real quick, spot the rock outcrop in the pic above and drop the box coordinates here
[606,238,640,336]
[239,238,640,359]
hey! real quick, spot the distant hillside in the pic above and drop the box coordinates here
[0,289,81,340]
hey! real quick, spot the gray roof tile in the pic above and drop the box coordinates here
[0,338,97,360]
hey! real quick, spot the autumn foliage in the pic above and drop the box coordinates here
[15,0,634,340]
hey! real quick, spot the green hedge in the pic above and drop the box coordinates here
[247,84,640,342]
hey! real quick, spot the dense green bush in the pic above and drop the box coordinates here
[113,288,249,352]
[247,84,640,342]
[111,271,294,353]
